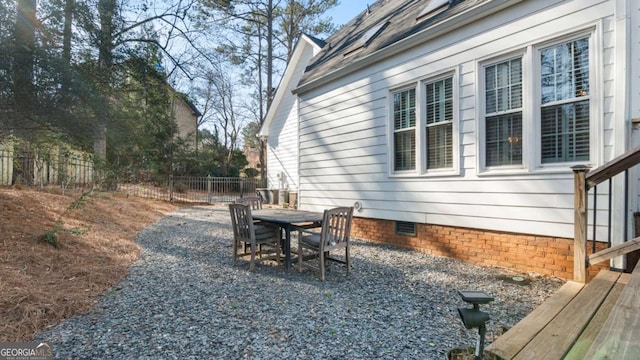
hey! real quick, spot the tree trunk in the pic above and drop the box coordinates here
[13,0,37,136]
[61,0,73,97]
[266,0,273,110]
[94,0,116,161]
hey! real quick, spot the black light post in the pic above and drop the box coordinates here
[457,290,494,360]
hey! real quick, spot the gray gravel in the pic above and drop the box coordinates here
[37,205,564,359]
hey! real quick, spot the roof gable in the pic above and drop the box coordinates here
[259,34,325,136]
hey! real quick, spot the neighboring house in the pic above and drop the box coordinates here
[242,144,261,173]
[171,91,201,148]
[261,0,640,279]
[122,58,201,148]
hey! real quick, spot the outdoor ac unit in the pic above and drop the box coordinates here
[276,172,287,189]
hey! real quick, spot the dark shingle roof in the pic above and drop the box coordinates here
[178,92,202,117]
[303,33,327,49]
[298,0,489,90]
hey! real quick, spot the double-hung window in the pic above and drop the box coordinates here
[481,34,592,173]
[484,58,523,167]
[393,88,416,171]
[391,73,457,175]
[425,77,453,169]
[540,38,590,163]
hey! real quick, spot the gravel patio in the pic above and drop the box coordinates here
[37,205,564,359]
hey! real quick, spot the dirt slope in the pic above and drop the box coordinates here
[0,187,179,341]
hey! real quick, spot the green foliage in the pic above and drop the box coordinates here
[241,121,260,149]
[276,0,338,58]
[169,129,248,177]
[243,167,259,178]
[67,226,87,236]
[173,182,189,193]
[69,190,92,210]
[105,53,187,181]
[0,0,340,186]
[42,221,64,248]
[42,190,93,247]
[194,0,339,181]
[41,219,88,248]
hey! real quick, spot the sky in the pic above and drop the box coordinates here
[325,1,371,27]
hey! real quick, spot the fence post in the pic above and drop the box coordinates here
[169,175,174,202]
[572,165,590,283]
[207,175,212,203]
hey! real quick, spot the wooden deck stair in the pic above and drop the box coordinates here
[486,261,640,359]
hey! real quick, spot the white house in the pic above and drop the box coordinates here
[261,0,640,279]
[260,33,326,195]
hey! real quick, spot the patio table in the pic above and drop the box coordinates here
[252,208,323,270]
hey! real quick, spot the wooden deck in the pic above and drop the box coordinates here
[486,261,640,359]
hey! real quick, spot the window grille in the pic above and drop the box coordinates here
[393,89,416,171]
[540,38,590,163]
[425,77,453,169]
[484,58,523,167]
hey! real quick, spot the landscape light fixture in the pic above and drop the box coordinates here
[457,290,494,360]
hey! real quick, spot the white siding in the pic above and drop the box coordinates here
[298,0,619,239]
[633,1,640,123]
[632,0,640,212]
[266,44,319,192]
[267,95,299,191]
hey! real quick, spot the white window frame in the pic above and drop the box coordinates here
[532,30,599,172]
[389,85,418,175]
[477,26,601,176]
[420,71,459,176]
[478,51,529,174]
[388,70,459,177]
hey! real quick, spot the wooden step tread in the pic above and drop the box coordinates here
[485,281,584,359]
[584,262,640,358]
[486,270,624,359]
[563,273,628,359]
[513,270,620,360]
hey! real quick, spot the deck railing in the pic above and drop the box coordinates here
[573,145,640,282]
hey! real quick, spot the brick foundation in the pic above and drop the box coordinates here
[351,217,608,280]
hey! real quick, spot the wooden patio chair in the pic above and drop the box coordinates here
[235,196,270,253]
[235,196,263,210]
[297,207,354,281]
[228,203,281,270]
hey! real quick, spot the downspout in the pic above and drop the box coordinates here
[259,134,268,188]
[612,0,632,270]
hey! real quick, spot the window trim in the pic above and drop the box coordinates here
[388,69,459,178]
[478,51,529,175]
[420,71,459,176]
[476,25,601,176]
[389,85,418,175]
[532,30,600,171]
